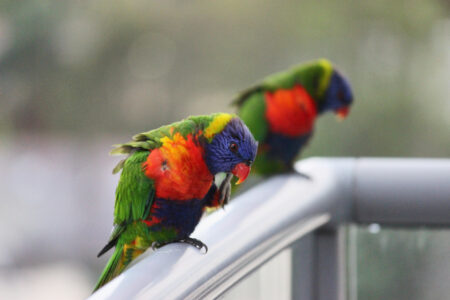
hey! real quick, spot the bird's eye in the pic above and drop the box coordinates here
[229,143,238,153]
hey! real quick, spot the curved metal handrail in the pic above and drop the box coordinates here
[88,158,450,300]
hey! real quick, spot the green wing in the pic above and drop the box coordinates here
[232,59,332,143]
[105,114,224,240]
[100,120,197,256]
[110,118,199,173]
[235,92,268,142]
[110,118,204,223]
[98,151,154,257]
[233,59,332,108]
[113,151,155,224]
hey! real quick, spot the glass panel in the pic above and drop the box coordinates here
[348,225,450,300]
[220,248,292,300]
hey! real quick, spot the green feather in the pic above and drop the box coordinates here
[233,59,333,107]
[93,243,123,292]
[94,222,155,292]
[233,59,334,175]
[252,152,286,175]
[114,151,154,224]
[95,113,237,292]
[110,113,233,165]
[237,92,268,142]
[110,113,234,226]
[112,159,126,174]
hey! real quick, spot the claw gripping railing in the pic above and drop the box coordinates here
[88,158,450,300]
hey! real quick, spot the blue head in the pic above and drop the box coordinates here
[320,70,354,119]
[205,117,258,183]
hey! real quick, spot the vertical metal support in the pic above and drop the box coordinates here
[291,234,315,300]
[313,226,347,300]
[347,225,358,300]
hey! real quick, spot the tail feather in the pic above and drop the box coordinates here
[97,237,118,258]
[93,245,123,293]
[97,225,126,258]
[93,243,145,293]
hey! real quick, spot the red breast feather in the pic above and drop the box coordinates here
[265,85,317,137]
[143,133,213,201]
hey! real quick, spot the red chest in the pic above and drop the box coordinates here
[143,133,213,201]
[265,84,317,137]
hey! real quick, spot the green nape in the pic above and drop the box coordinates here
[188,113,236,129]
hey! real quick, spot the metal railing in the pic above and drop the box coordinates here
[88,158,450,300]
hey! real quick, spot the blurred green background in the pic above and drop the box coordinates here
[0,0,449,299]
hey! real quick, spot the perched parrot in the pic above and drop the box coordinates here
[93,113,257,292]
[233,59,353,175]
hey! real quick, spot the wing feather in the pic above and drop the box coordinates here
[100,118,202,254]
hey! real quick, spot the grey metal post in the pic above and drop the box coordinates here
[291,234,315,300]
[313,227,347,300]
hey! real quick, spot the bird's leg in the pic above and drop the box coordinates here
[294,171,312,180]
[178,237,208,253]
[218,173,233,208]
[289,166,312,180]
[151,241,168,250]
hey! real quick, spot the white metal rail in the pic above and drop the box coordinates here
[88,158,450,300]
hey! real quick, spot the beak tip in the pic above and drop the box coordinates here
[231,162,251,185]
[335,106,350,120]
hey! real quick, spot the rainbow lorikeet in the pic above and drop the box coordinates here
[93,113,257,292]
[233,59,353,175]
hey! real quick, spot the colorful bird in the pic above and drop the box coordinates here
[93,113,257,292]
[233,59,353,175]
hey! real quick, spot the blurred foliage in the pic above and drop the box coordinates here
[1,0,449,157]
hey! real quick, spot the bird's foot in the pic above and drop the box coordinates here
[151,241,168,250]
[151,238,208,253]
[178,237,208,253]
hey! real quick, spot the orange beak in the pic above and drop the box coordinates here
[335,106,350,120]
[231,162,251,185]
